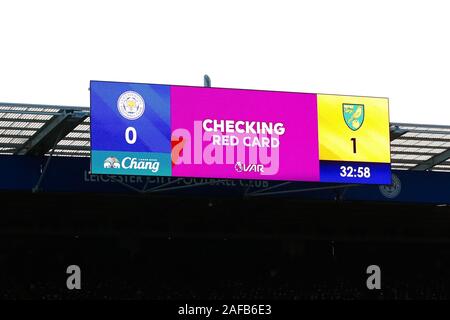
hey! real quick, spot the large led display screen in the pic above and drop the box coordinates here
[90,80,391,184]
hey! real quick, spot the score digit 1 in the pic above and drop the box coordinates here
[351,138,357,154]
[125,127,137,144]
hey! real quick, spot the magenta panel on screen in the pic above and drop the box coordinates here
[170,86,320,181]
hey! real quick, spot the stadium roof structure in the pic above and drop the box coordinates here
[1,102,450,173]
[0,102,89,158]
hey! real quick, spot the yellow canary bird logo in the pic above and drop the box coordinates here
[343,103,365,131]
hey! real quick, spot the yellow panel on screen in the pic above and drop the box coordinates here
[317,94,391,163]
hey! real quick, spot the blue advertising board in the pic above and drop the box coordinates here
[0,155,448,204]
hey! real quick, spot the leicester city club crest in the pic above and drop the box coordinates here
[117,91,145,120]
[343,103,364,131]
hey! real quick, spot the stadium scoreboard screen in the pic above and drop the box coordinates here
[90,80,391,184]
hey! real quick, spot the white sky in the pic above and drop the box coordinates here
[0,0,449,125]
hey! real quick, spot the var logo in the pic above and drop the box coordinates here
[235,161,264,173]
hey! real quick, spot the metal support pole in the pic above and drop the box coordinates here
[204,74,211,87]
[32,131,63,193]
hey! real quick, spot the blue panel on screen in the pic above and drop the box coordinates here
[90,81,171,153]
[320,161,391,185]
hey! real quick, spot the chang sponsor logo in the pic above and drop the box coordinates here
[104,157,121,169]
[122,157,160,173]
[104,156,160,173]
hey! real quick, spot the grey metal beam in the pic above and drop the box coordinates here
[0,143,25,148]
[0,102,89,111]
[391,122,450,130]
[0,134,35,139]
[391,166,414,169]
[391,159,423,164]
[412,149,450,171]
[390,125,408,141]
[54,136,90,141]
[391,150,440,156]
[48,152,90,156]
[0,118,48,124]
[394,136,450,143]
[14,110,88,156]
[391,143,448,150]
[0,126,37,131]
[399,129,450,135]
[71,130,90,133]
[391,146,446,152]
[0,110,62,116]
[51,145,90,151]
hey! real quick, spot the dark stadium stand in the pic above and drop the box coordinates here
[0,191,449,300]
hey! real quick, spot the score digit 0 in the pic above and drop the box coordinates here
[125,127,137,144]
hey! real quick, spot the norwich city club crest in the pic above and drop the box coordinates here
[343,103,364,131]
